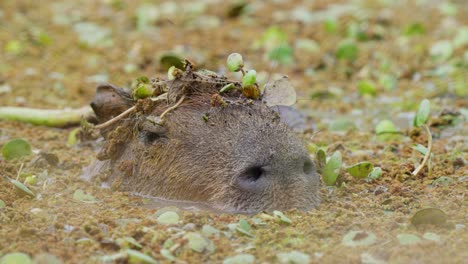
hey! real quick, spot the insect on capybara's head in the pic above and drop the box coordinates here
[87,74,320,213]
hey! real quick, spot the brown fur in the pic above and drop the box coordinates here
[86,80,320,213]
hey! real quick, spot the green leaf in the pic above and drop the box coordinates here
[0,199,5,208]
[322,151,342,186]
[255,26,287,51]
[184,232,215,253]
[413,99,430,127]
[431,176,454,187]
[423,232,442,244]
[336,39,358,60]
[2,138,32,160]
[0,252,32,264]
[430,41,453,61]
[11,179,35,197]
[342,230,377,247]
[397,234,421,245]
[378,74,398,91]
[324,19,338,33]
[236,219,254,237]
[73,189,96,203]
[346,162,374,179]
[160,249,176,262]
[5,40,24,55]
[375,120,398,135]
[156,211,180,225]
[277,251,310,264]
[116,237,143,249]
[67,128,80,147]
[402,23,426,36]
[159,53,184,71]
[202,225,220,237]
[268,45,294,65]
[357,80,377,96]
[242,70,257,87]
[410,208,447,227]
[220,83,235,93]
[273,210,292,224]
[412,144,428,155]
[126,249,158,264]
[223,254,255,264]
[133,83,154,99]
[226,53,244,72]
[329,118,356,132]
[368,167,383,180]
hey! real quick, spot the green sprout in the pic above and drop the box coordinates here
[226,53,244,73]
[131,76,153,99]
[225,53,260,99]
[412,99,433,176]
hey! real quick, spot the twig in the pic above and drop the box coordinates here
[16,163,24,180]
[412,125,433,176]
[94,106,136,130]
[160,95,185,120]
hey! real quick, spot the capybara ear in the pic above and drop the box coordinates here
[90,84,134,123]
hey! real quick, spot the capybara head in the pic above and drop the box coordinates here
[87,72,320,213]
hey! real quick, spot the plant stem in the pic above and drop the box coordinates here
[0,106,94,127]
[94,106,136,130]
[412,125,433,176]
[160,95,185,119]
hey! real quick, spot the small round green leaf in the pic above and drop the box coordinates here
[184,232,215,253]
[346,162,374,179]
[375,120,398,134]
[368,167,383,180]
[223,254,255,264]
[159,53,184,71]
[336,39,358,60]
[411,208,447,227]
[133,83,154,99]
[277,251,310,264]
[431,176,454,187]
[0,252,32,264]
[242,70,257,87]
[156,211,180,225]
[322,151,342,186]
[2,139,32,160]
[357,80,377,96]
[397,234,421,245]
[413,99,430,127]
[226,53,244,72]
[73,189,96,203]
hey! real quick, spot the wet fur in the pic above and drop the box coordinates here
[87,84,320,213]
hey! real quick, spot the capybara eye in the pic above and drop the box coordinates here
[139,130,162,144]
